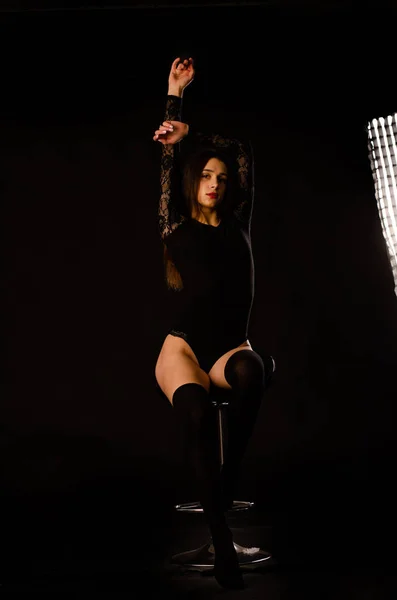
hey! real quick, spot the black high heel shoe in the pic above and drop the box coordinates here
[211,525,245,590]
[214,550,245,589]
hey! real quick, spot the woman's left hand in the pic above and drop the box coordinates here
[153,120,189,145]
[168,57,195,95]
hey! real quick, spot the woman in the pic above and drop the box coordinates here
[153,57,274,590]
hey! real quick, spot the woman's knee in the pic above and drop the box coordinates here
[224,349,265,392]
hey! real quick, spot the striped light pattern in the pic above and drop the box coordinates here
[367,113,397,296]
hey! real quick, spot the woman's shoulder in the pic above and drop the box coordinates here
[164,218,195,244]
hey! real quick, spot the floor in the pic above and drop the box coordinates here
[1,485,396,598]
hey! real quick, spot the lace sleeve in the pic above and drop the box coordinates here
[158,95,187,240]
[187,130,254,231]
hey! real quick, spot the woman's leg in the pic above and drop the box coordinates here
[172,382,244,589]
[155,339,244,589]
[224,348,266,455]
[221,349,268,510]
[155,334,211,404]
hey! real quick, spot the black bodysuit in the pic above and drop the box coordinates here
[159,95,255,373]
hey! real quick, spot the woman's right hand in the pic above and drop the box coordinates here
[168,57,195,96]
[153,120,189,145]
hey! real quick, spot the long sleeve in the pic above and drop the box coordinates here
[158,95,187,240]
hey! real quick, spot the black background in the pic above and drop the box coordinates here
[1,0,397,586]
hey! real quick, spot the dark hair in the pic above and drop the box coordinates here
[182,147,237,221]
[164,147,238,291]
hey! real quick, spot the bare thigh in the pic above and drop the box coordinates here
[155,334,211,405]
[208,339,253,389]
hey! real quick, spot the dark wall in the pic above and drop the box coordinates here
[1,3,397,569]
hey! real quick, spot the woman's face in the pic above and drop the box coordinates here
[197,157,228,211]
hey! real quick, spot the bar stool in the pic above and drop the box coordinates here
[155,354,275,571]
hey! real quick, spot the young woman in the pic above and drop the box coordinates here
[153,57,274,590]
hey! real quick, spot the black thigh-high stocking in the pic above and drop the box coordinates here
[172,382,244,589]
[221,349,267,510]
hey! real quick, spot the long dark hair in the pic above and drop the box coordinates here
[164,147,237,291]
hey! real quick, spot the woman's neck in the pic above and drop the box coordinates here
[193,210,220,227]
[195,216,221,227]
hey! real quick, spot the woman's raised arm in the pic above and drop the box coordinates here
[155,58,195,240]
